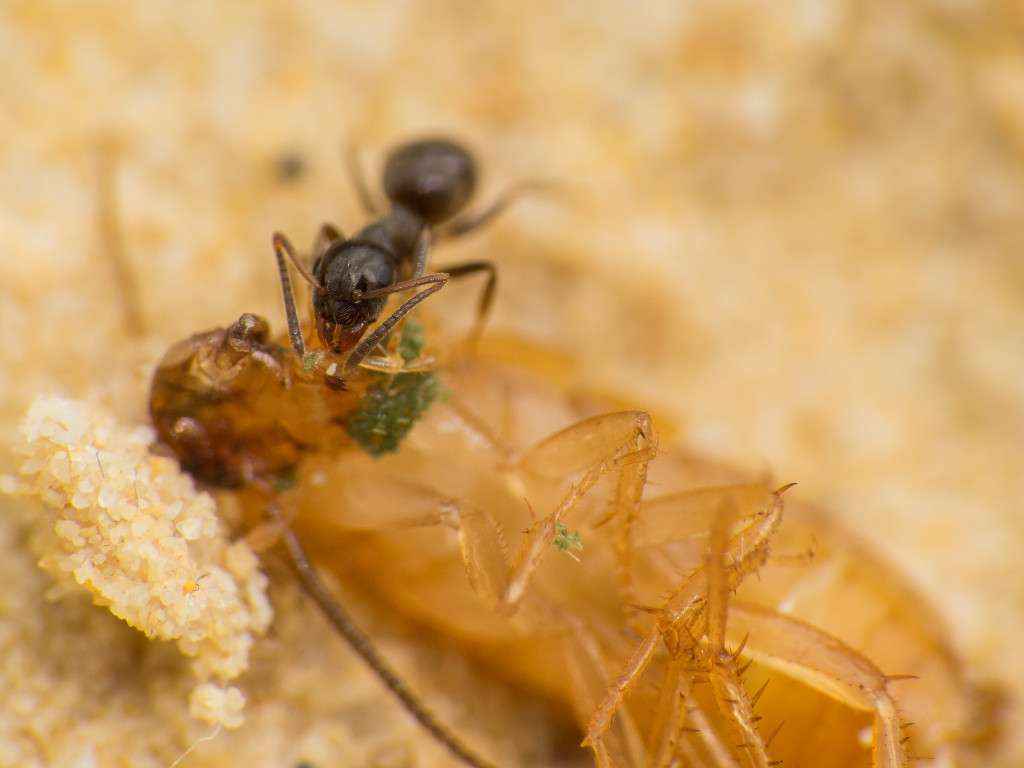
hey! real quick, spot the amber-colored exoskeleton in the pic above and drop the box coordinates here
[148,139,994,768]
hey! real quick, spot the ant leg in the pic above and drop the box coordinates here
[267,504,499,768]
[345,142,380,216]
[438,180,553,240]
[313,222,343,263]
[271,232,308,357]
[344,272,449,371]
[430,260,497,342]
[410,226,431,279]
[95,142,144,336]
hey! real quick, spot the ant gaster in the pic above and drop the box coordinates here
[273,137,540,372]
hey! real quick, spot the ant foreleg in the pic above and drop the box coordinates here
[431,260,497,343]
[438,179,553,240]
[345,142,381,217]
[344,272,449,371]
[271,232,310,358]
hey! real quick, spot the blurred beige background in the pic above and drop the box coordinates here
[1,0,1023,765]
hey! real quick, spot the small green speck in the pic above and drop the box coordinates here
[397,318,426,363]
[302,350,325,373]
[553,522,584,561]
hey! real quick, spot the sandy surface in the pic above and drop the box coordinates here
[1,1,1022,765]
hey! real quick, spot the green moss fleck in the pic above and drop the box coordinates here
[553,522,584,560]
[397,318,426,363]
[345,320,439,456]
[302,350,324,373]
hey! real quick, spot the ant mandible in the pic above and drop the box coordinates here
[272,137,539,371]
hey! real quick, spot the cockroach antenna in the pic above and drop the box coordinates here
[267,506,499,768]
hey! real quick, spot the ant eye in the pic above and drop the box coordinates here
[356,276,369,293]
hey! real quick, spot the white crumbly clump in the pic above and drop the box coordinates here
[189,683,246,730]
[11,396,272,728]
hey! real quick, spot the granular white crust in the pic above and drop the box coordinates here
[12,395,272,728]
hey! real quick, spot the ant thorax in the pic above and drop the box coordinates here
[351,204,424,268]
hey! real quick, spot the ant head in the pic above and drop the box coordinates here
[383,138,477,225]
[312,240,396,352]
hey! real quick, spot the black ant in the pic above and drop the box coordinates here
[272,137,541,372]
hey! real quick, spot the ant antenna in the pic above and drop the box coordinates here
[271,232,310,357]
[345,271,448,372]
[267,505,498,768]
[354,273,449,300]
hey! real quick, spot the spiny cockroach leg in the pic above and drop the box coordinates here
[645,656,688,768]
[506,411,658,613]
[749,679,770,709]
[682,687,742,768]
[726,601,911,768]
[705,498,774,768]
[583,488,788,752]
[559,610,647,768]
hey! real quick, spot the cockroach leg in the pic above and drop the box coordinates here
[584,488,786,752]
[559,609,648,768]
[704,500,775,767]
[645,655,691,768]
[633,484,772,549]
[726,602,911,768]
[441,394,515,462]
[507,411,658,613]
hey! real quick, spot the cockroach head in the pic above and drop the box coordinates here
[226,313,270,351]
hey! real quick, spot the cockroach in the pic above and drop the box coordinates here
[145,139,993,768]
